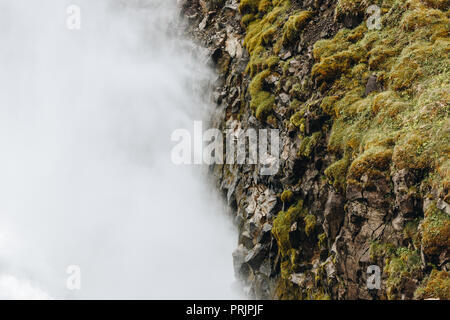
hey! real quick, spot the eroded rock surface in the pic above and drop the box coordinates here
[180,0,450,300]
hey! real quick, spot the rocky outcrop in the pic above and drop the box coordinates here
[180,0,450,300]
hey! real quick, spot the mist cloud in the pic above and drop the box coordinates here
[0,0,238,299]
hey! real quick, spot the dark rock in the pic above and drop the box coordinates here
[364,74,382,96]
[257,223,273,244]
[323,191,344,240]
[245,244,268,270]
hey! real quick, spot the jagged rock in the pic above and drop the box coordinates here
[232,245,250,278]
[290,273,306,286]
[239,231,254,249]
[257,223,273,244]
[259,258,272,277]
[346,183,363,201]
[225,33,243,59]
[281,51,292,60]
[393,169,415,214]
[323,191,344,240]
[324,256,336,278]
[183,0,447,300]
[279,93,290,105]
[266,75,279,86]
[245,243,268,270]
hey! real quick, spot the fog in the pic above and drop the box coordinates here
[0,0,238,299]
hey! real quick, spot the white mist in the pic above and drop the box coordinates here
[0,0,237,299]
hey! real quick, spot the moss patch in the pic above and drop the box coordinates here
[314,0,449,197]
[415,269,450,300]
[421,202,450,256]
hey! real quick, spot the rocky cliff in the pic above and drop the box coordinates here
[179,0,450,299]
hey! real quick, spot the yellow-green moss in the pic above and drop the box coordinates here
[304,214,316,236]
[369,241,396,261]
[243,0,290,76]
[312,46,366,83]
[290,101,307,131]
[298,132,322,158]
[422,0,450,10]
[384,247,422,300]
[335,0,369,20]
[415,269,450,300]
[311,0,450,197]
[248,70,276,120]
[347,146,392,182]
[272,200,304,257]
[324,155,351,193]
[272,200,307,279]
[318,232,327,248]
[282,11,313,46]
[239,0,263,15]
[421,202,450,256]
[403,219,421,248]
[281,189,294,203]
[241,0,315,123]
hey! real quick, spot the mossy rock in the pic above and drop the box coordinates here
[282,11,313,46]
[421,202,450,256]
[415,269,450,300]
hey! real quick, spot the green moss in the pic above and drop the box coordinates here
[248,70,276,121]
[369,241,396,261]
[421,202,450,256]
[281,189,294,203]
[335,0,369,20]
[421,0,450,10]
[384,247,422,299]
[282,11,313,46]
[242,13,257,26]
[311,290,331,300]
[404,219,421,248]
[304,214,316,236]
[241,0,311,123]
[320,95,339,116]
[298,132,322,158]
[324,155,351,193]
[272,200,307,279]
[274,278,303,300]
[272,200,304,257]
[310,0,449,199]
[415,269,450,300]
[289,101,306,130]
[318,232,327,248]
[370,242,423,300]
[347,146,392,183]
[312,46,366,83]
[243,0,290,76]
[239,0,263,15]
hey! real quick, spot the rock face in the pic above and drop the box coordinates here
[181,0,450,300]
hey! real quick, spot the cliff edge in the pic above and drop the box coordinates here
[180,0,450,300]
